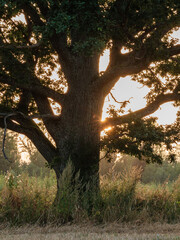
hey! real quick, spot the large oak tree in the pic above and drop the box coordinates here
[0,0,179,199]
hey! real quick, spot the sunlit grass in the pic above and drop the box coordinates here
[0,166,180,225]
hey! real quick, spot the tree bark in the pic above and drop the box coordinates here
[51,56,104,202]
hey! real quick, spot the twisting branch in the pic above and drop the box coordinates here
[0,112,59,121]
[22,4,45,27]
[0,73,66,105]
[0,111,59,164]
[100,151,110,161]
[93,43,180,96]
[102,92,180,130]
[0,110,58,162]
[110,92,133,104]
[2,113,17,162]
[110,92,123,104]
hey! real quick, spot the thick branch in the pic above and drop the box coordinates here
[0,112,58,120]
[16,115,58,164]
[94,51,149,95]
[0,117,26,134]
[165,44,180,57]
[0,44,66,104]
[33,94,54,116]
[22,4,45,26]
[102,93,180,130]
[17,90,31,114]
[50,34,73,79]
[95,11,180,95]
[0,74,66,105]
[0,112,58,164]
[0,42,42,49]
[95,42,180,96]
[33,94,60,139]
[36,1,50,19]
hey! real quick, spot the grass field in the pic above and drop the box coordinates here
[0,164,180,226]
[0,224,180,240]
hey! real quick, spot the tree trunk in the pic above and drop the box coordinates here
[52,56,104,204]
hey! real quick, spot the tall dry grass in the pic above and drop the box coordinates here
[0,164,179,225]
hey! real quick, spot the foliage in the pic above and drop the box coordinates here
[102,115,180,163]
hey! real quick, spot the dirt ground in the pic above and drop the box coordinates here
[0,223,180,240]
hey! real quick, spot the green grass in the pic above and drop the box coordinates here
[0,165,180,225]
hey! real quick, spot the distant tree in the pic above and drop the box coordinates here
[19,138,46,167]
[141,160,180,184]
[100,153,146,176]
[19,138,51,177]
[0,1,179,203]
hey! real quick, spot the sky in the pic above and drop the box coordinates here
[99,48,179,125]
